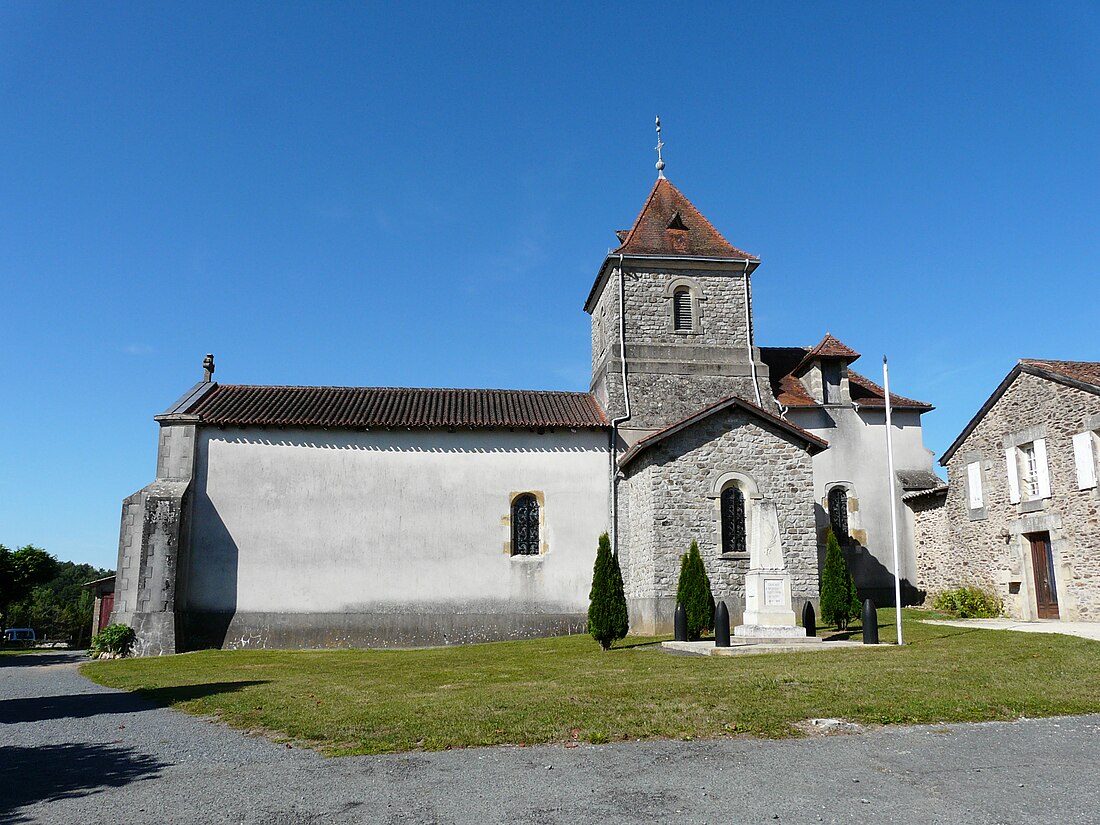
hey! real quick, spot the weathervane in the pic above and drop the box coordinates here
[655,115,666,179]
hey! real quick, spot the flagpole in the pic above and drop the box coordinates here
[883,355,904,645]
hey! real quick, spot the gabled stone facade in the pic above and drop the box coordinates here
[617,403,820,633]
[910,362,1100,621]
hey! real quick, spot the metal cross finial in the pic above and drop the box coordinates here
[654,115,666,179]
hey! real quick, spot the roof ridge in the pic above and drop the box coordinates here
[212,384,595,395]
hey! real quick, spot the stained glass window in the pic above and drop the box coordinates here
[512,494,540,556]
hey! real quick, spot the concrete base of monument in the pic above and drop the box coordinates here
[661,638,886,656]
[734,623,809,640]
[732,629,819,646]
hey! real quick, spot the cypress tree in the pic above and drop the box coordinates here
[588,532,629,650]
[675,540,715,641]
[820,528,859,630]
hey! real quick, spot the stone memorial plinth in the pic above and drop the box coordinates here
[734,500,811,641]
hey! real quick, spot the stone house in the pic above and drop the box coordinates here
[114,172,938,654]
[908,360,1100,621]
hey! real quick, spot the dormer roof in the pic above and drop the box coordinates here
[793,333,861,374]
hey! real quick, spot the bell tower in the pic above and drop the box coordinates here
[584,176,775,445]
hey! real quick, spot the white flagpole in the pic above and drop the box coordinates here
[883,355,904,645]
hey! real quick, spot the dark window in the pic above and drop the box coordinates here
[821,361,841,403]
[828,487,849,543]
[511,494,540,556]
[721,486,747,554]
[673,287,693,331]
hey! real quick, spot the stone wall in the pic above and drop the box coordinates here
[906,490,964,594]
[620,405,818,633]
[928,372,1100,620]
[589,263,775,434]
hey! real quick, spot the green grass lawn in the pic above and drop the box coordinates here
[82,610,1100,756]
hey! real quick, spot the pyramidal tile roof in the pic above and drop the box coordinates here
[793,333,861,373]
[805,333,861,361]
[613,178,758,260]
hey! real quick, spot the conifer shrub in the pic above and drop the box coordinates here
[932,587,1002,618]
[675,540,715,641]
[588,532,629,650]
[820,529,860,630]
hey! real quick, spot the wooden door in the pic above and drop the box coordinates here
[99,592,115,630]
[1029,533,1059,619]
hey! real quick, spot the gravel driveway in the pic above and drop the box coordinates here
[2,650,1099,824]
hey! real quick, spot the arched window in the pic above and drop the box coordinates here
[720,485,747,555]
[673,287,693,332]
[511,494,540,556]
[828,486,849,543]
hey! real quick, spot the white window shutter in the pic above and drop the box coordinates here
[1034,438,1052,498]
[1073,432,1097,490]
[966,462,984,509]
[1005,448,1021,504]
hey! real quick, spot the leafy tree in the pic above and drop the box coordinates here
[3,551,111,646]
[820,529,861,629]
[0,545,59,627]
[588,532,629,650]
[675,540,715,641]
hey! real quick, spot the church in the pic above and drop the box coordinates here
[112,161,940,655]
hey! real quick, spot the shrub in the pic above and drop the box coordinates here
[88,624,136,659]
[820,529,860,629]
[932,587,1003,618]
[588,532,629,650]
[676,541,715,641]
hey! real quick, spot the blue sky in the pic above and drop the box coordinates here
[3,3,1098,569]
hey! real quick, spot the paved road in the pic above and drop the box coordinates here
[2,651,1099,824]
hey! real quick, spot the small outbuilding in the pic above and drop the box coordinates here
[83,575,116,637]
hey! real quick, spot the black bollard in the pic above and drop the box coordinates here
[714,601,731,647]
[862,599,879,645]
[801,601,817,638]
[674,602,688,642]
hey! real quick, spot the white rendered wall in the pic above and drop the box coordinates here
[185,427,609,615]
[788,407,936,586]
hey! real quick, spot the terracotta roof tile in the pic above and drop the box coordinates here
[186,385,608,429]
[1020,359,1100,390]
[847,371,933,409]
[759,346,933,410]
[614,178,757,260]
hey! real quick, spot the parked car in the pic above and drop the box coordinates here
[2,628,37,648]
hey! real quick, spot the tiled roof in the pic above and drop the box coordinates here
[1020,359,1100,390]
[901,485,948,502]
[847,372,933,410]
[896,469,946,492]
[184,385,609,429]
[793,333,861,373]
[618,394,828,468]
[940,358,1100,465]
[758,346,933,411]
[614,178,758,260]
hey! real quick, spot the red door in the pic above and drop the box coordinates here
[1028,533,1059,619]
[99,592,115,630]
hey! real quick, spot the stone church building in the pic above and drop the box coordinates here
[113,173,939,655]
